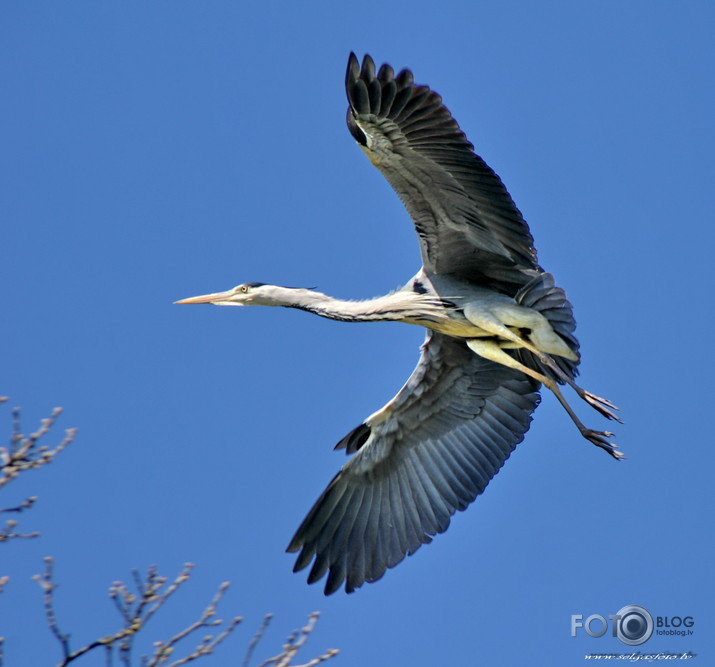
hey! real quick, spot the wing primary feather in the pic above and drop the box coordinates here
[480,401,524,443]
[350,79,370,114]
[367,79,382,113]
[468,419,507,466]
[412,443,461,511]
[346,52,360,93]
[360,53,376,82]
[347,483,373,564]
[409,449,454,530]
[293,546,315,574]
[325,554,348,595]
[345,483,373,591]
[395,460,430,554]
[287,473,350,551]
[377,62,394,83]
[401,450,443,534]
[307,551,331,584]
[421,440,474,507]
[400,113,454,137]
[385,467,409,562]
[327,483,366,564]
[396,66,414,88]
[378,80,397,117]
[442,431,492,488]
[399,96,445,128]
[387,84,413,119]
[323,483,368,593]
[435,434,485,496]
[393,87,433,124]
[363,481,386,584]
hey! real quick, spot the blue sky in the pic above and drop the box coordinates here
[2,1,713,665]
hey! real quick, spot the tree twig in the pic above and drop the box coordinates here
[35,560,243,666]
[256,612,339,667]
[1,406,76,491]
[0,496,38,514]
[146,579,243,667]
[0,518,40,543]
[242,614,273,667]
[1,404,77,543]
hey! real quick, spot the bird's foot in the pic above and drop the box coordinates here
[582,428,624,460]
[582,391,623,423]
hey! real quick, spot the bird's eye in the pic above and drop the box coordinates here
[240,285,249,293]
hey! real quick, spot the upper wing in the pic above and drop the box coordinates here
[346,53,539,293]
[287,332,541,594]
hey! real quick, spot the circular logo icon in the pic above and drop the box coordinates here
[615,605,654,646]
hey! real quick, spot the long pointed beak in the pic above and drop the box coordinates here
[174,289,234,305]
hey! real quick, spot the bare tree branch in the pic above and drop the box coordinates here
[0,495,38,514]
[256,612,339,667]
[0,518,41,543]
[33,558,339,666]
[1,406,77,491]
[144,578,242,667]
[242,614,273,667]
[3,399,339,666]
[35,559,244,666]
[1,402,77,546]
[0,584,7,667]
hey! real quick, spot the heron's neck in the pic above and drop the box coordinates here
[274,287,444,324]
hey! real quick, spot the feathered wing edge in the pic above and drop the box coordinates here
[287,332,540,594]
[345,52,539,291]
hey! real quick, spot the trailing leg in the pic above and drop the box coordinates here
[466,339,623,460]
[464,302,620,422]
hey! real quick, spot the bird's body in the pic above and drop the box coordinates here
[176,54,621,595]
[208,272,577,358]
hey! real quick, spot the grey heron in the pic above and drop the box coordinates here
[176,53,621,595]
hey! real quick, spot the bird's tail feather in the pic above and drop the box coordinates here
[514,272,580,382]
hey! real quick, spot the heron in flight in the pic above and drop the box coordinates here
[176,53,621,595]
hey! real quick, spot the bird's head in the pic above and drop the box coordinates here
[174,282,289,307]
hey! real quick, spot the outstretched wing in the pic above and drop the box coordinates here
[346,53,539,293]
[287,332,541,594]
